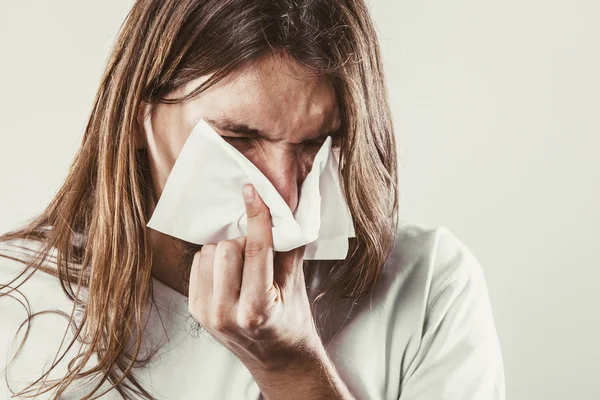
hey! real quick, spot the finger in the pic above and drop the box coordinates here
[241,184,274,297]
[188,244,216,320]
[188,251,201,303]
[212,237,246,317]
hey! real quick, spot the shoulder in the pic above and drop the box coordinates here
[382,223,505,399]
[0,238,87,397]
[0,237,77,337]
[0,236,78,308]
[0,237,73,320]
[0,237,44,281]
[382,222,500,344]
[0,237,60,288]
[383,223,487,304]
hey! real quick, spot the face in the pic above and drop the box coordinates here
[137,51,341,215]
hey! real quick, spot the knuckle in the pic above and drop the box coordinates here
[245,201,265,217]
[216,240,242,260]
[210,311,230,332]
[248,209,269,223]
[238,315,266,333]
[244,239,266,259]
[201,244,217,256]
[245,207,258,218]
[238,306,269,333]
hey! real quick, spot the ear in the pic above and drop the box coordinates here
[134,101,152,150]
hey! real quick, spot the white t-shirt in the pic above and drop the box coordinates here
[0,224,505,399]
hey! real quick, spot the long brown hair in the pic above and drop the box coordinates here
[0,0,398,398]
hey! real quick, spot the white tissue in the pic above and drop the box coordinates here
[146,118,355,260]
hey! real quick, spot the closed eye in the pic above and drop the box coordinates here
[222,136,251,141]
[221,133,342,148]
[220,136,254,145]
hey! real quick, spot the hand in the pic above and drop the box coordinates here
[188,184,322,371]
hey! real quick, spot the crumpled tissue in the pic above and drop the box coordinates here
[146,118,355,260]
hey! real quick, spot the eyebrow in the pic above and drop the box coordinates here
[205,117,341,140]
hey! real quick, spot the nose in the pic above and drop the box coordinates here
[251,145,307,213]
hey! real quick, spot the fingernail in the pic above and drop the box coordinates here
[243,184,255,203]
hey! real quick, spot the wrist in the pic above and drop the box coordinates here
[248,334,325,375]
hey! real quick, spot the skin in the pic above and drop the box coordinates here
[136,51,355,399]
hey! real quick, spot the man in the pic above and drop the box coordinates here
[0,1,505,399]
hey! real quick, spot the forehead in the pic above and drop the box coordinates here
[178,52,340,140]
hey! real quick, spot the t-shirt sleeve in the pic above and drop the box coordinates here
[399,227,505,400]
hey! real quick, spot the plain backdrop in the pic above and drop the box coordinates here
[0,1,598,399]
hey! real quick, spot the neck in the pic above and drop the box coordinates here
[144,165,197,297]
[148,229,193,296]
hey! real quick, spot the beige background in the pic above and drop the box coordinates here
[1,1,598,399]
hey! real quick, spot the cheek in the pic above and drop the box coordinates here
[145,112,194,197]
[147,109,190,167]
[148,133,188,192]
